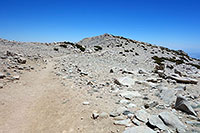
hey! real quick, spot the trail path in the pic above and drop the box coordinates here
[0,58,122,133]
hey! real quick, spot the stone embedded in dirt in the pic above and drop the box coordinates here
[138,69,148,74]
[113,119,132,127]
[17,57,26,64]
[12,75,20,80]
[135,109,150,123]
[175,85,186,91]
[91,111,99,119]
[99,112,109,118]
[169,75,198,84]
[146,78,162,83]
[144,101,158,109]
[114,77,135,87]
[126,103,137,109]
[0,83,3,89]
[82,101,90,105]
[175,95,197,116]
[113,115,125,120]
[159,111,186,132]
[123,126,156,133]
[110,112,120,117]
[148,115,168,131]
[0,72,6,79]
[119,99,130,104]
[123,110,133,116]
[119,91,142,100]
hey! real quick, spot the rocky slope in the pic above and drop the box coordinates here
[0,34,200,133]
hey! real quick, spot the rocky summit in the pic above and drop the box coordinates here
[0,34,200,133]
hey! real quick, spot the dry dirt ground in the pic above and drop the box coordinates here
[0,57,124,133]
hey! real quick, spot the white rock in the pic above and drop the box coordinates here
[135,109,150,123]
[123,126,156,133]
[119,91,142,100]
[114,119,132,127]
[114,77,135,86]
[82,101,90,105]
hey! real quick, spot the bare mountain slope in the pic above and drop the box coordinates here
[0,34,200,133]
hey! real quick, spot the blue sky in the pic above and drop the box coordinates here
[0,0,200,58]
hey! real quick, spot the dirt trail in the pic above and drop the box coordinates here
[0,58,122,133]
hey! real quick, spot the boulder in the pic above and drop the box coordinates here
[159,111,186,132]
[114,77,135,86]
[148,115,168,131]
[123,126,156,133]
[175,95,197,116]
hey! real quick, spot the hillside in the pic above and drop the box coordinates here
[0,34,200,133]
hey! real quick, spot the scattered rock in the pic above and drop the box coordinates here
[175,95,197,116]
[17,57,26,64]
[123,126,156,133]
[186,121,200,127]
[169,75,198,84]
[119,91,142,100]
[0,83,3,89]
[0,72,6,79]
[82,101,90,105]
[114,119,132,127]
[114,77,135,87]
[135,109,150,123]
[91,111,99,119]
[144,101,158,109]
[12,75,20,80]
[159,111,186,132]
[99,112,109,118]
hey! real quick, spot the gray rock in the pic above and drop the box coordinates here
[119,91,142,100]
[0,72,6,79]
[114,119,132,127]
[148,115,168,130]
[99,112,109,118]
[159,111,186,132]
[175,85,186,91]
[159,87,176,105]
[135,109,150,123]
[169,75,198,84]
[123,126,156,133]
[132,118,143,126]
[114,77,135,87]
[186,121,200,127]
[175,95,197,116]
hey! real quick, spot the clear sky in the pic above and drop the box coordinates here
[0,0,200,58]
